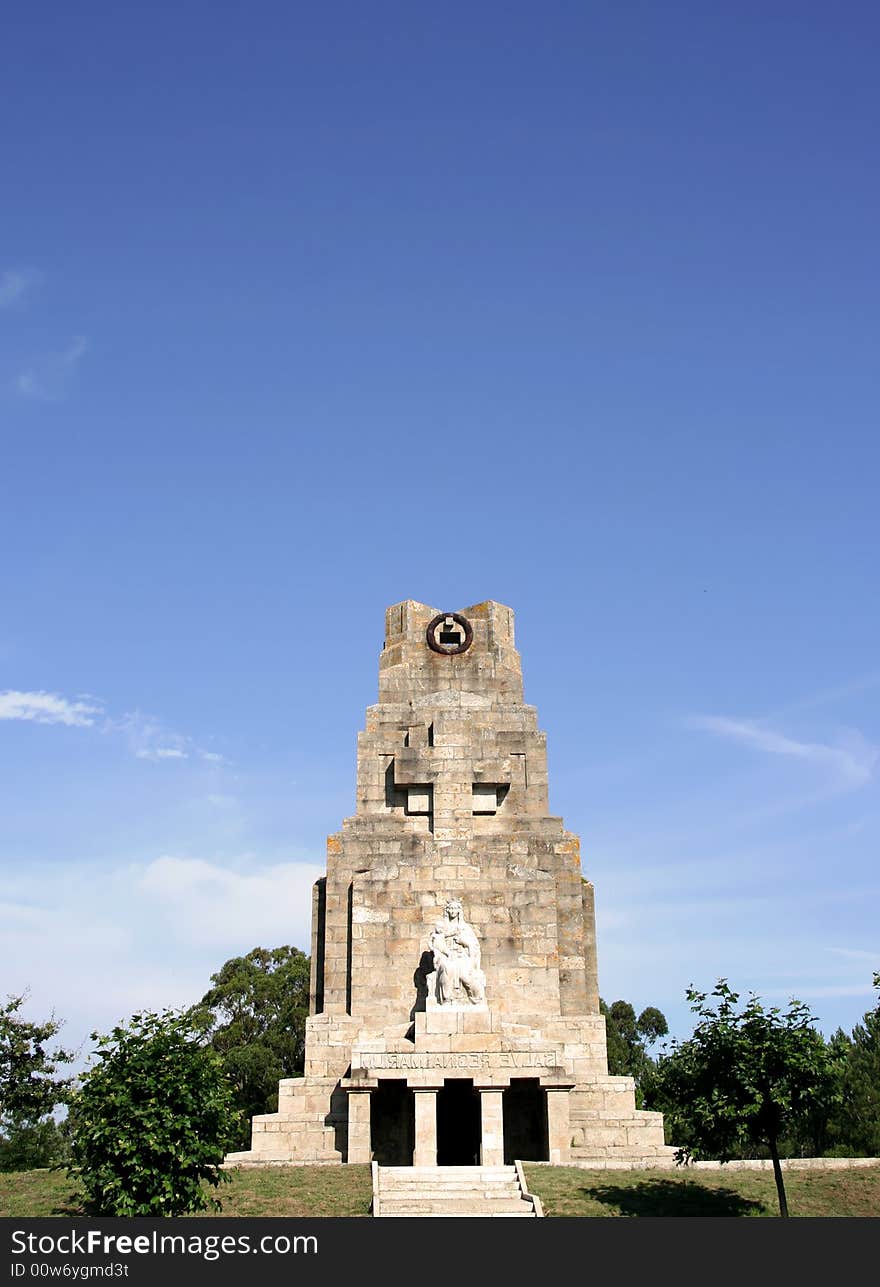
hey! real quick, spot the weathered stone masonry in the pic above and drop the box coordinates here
[226,600,673,1168]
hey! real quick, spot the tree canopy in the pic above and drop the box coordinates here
[648,979,842,1216]
[600,998,668,1103]
[189,945,310,1146]
[826,972,880,1157]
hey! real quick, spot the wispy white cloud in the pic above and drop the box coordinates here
[62,336,87,364]
[0,690,225,770]
[0,689,103,727]
[17,334,88,401]
[827,947,878,963]
[0,267,40,308]
[109,710,190,763]
[105,709,227,766]
[16,373,44,398]
[771,671,880,719]
[688,715,877,788]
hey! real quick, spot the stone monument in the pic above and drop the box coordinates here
[226,600,673,1168]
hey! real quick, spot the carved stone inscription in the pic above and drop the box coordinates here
[359,1050,559,1071]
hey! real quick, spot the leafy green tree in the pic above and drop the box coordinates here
[600,998,668,1104]
[66,1009,241,1216]
[774,1024,850,1158]
[648,980,842,1217]
[0,1117,70,1172]
[0,994,73,1173]
[826,972,880,1157]
[190,945,310,1147]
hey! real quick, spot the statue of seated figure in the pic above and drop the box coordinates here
[428,898,486,1006]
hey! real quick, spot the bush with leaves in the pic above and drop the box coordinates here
[648,980,842,1216]
[66,1009,242,1215]
[0,994,73,1173]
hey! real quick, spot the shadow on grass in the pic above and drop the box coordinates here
[583,1179,768,1217]
[49,1194,87,1216]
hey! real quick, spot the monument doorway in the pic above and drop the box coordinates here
[503,1078,549,1163]
[370,1081,414,1165]
[436,1079,480,1165]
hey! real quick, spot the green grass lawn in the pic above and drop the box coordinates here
[522,1164,880,1217]
[1,1163,877,1218]
[0,1166,374,1218]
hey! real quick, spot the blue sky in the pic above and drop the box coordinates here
[2,2,878,1059]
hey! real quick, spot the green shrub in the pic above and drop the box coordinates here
[67,1009,242,1216]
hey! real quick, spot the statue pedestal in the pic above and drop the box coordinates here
[414,1006,493,1038]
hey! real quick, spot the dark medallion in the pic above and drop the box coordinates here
[426,612,473,655]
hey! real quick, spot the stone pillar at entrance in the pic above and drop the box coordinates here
[346,1089,372,1164]
[546,1088,573,1166]
[477,1088,505,1166]
[413,1088,439,1166]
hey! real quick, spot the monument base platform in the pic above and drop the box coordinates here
[224,1009,675,1169]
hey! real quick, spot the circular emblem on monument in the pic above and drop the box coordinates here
[426,612,473,655]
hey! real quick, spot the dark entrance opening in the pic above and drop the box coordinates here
[370,1080,414,1166]
[503,1078,549,1163]
[437,1079,480,1165]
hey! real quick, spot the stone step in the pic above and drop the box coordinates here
[383,1166,515,1177]
[383,1190,523,1202]
[380,1178,519,1184]
[374,1164,541,1218]
[379,1199,535,1215]
[385,1173,519,1178]
[375,1194,530,1204]
[383,1177,520,1185]
[382,1187,522,1196]
[380,1212,536,1218]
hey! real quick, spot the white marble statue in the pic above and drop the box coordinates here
[429,898,487,1006]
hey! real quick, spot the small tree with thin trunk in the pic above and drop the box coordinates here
[649,980,842,1217]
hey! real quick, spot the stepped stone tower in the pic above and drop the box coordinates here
[226,601,672,1168]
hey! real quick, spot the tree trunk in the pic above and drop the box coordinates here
[768,1135,789,1217]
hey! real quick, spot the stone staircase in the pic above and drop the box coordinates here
[372,1162,543,1217]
